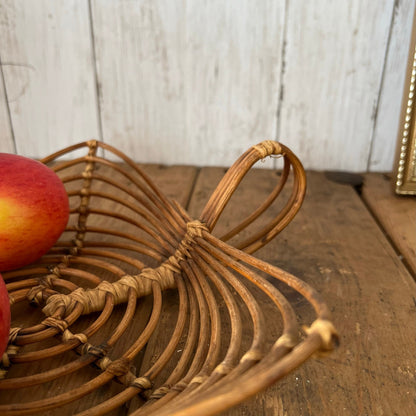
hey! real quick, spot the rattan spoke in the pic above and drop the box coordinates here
[0,140,337,415]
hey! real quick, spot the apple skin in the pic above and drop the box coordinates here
[0,153,70,271]
[0,273,10,357]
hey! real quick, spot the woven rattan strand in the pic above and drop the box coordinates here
[0,140,338,415]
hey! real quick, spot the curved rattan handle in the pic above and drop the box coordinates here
[199,140,306,254]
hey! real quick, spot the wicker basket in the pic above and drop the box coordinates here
[0,140,338,415]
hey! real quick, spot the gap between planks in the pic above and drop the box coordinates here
[361,172,416,278]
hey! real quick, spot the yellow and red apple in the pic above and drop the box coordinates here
[0,153,69,271]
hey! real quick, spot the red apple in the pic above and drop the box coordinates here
[0,273,10,357]
[0,153,69,271]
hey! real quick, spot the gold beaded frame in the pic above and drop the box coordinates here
[394,6,416,195]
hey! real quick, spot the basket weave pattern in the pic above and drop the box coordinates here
[0,140,338,415]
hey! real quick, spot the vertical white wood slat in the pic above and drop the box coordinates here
[0,1,411,170]
[0,0,100,158]
[0,64,15,153]
[90,0,187,164]
[184,1,285,165]
[369,0,416,172]
[279,0,396,172]
[91,0,285,166]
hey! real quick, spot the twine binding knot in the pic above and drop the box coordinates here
[304,319,339,354]
[253,140,282,159]
[42,221,209,318]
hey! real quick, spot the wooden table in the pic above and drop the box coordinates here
[185,167,416,416]
[2,165,415,415]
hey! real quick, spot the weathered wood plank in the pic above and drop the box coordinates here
[77,164,199,415]
[128,165,200,411]
[370,0,416,171]
[140,165,198,209]
[0,63,14,153]
[3,160,415,414]
[279,0,395,171]
[132,163,294,414]
[90,0,186,165]
[67,164,198,415]
[182,1,285,166]
[1,1,414,171]
[362,173,416,276]
[187,167,416,415]
[0,0,100,158]
[274,173,415,416]
[90,0,285,166]
[1,163,198,415]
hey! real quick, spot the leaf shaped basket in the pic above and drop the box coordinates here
[0,140,338,416]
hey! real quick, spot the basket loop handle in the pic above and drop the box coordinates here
[199,140,307,254]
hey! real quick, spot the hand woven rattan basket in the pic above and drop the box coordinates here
[0,140,338,415]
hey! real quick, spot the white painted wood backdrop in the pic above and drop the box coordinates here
[0,0,414,171]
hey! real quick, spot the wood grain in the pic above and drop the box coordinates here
[0,1,414,171]
[182,0,285,167]
[70,164,199,415]
[362,173,416,276]
[90,0,186,165]
[0,62,14,153]
[0,162,198,416]
[274,173,416,416]
[279,0,396,171]
[2,159,415,414]
[0,0,100,157]
[187,168,416,415]
[90,0,285,167]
